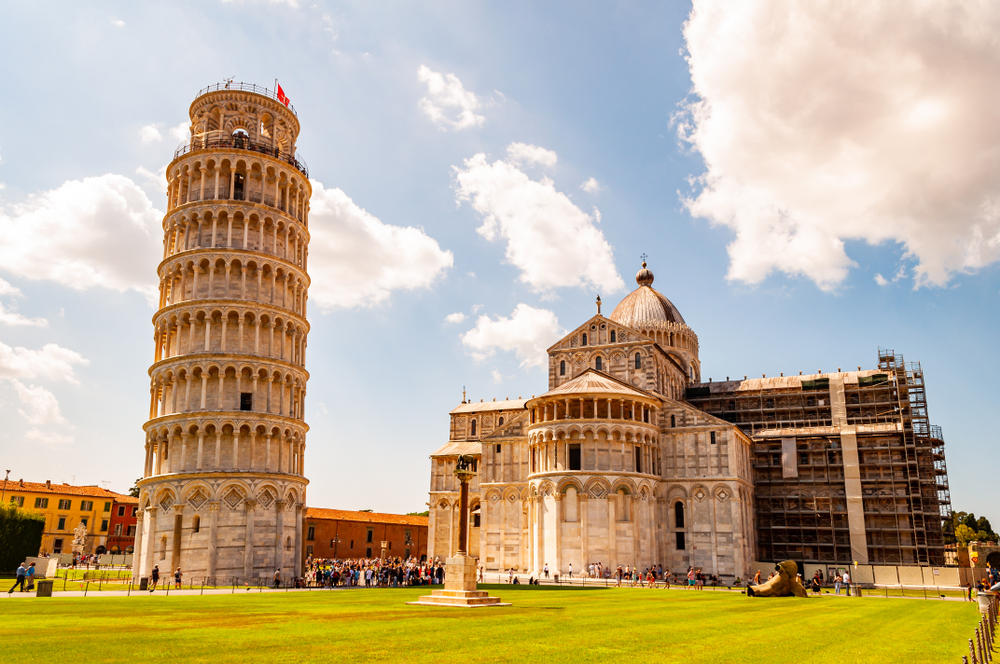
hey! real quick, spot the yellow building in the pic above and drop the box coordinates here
[1,479,130,555]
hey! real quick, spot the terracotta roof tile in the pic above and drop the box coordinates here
[2,480,129,499]
[305,507,428,526]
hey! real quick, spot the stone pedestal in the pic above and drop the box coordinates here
[408,555,509,607]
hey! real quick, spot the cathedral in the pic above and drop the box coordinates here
[426,260,951,577]
[427,262,757,578]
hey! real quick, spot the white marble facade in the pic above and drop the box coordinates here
[428,264,756,579]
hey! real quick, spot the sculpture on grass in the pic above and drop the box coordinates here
[746,560,808,598]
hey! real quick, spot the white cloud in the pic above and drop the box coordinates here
[461,304,564,369]
[24,429,74,445]
[678,0,1000,290]
[491,369,504,384]
[307,180,453,310]
[417,65,485,131]
[874,274,889,286]
[444,312,466,324]
[454,148,625,295]
[0,174,161,302]
[506,143,557,168]
[0,341,89,384]
[0,277,22,298]
[136,165,168,195]
[139,124,162,144]
[111,18,124,28]
[12,380,65,425]
[581,177,602,193]
[169,122,189,142]
[0,301,47,327]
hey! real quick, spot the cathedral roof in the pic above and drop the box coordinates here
[609,261,686,330]
[450,397,529,414]
[430,441,482,457]
[537,368,657,401]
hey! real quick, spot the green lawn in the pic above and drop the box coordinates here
[0,585,978,663]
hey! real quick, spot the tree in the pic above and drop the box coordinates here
[407,510,429,517]
[129,479,141,498]
[0,504,44,573]
[946,511,997,545]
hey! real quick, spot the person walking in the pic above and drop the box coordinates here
[842,569,851,595]
[835,573,843,595]
[662,569,671,590]
[687,567,696,589]
[149,564,160,592]
[273,569,281,589]
[567,562,573,578]
[25,562,36,592]
[174,568,183,589]
[8,562,27,594]
[543,563,549,579]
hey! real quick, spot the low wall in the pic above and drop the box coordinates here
[24,557,58,578]
[752,561,963,588]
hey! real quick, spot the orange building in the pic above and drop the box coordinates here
[303,508,428,562]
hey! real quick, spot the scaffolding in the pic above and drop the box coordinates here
[684,349,952,566]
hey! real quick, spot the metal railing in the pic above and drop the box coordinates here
[963,593,996,663]
[173,134,308,178]
[195,82,297,117]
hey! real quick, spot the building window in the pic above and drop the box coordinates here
[53,538,63,553]
[498,417,504,426]
[366,547,372,558]
[595,356,603,371]
[350,540,354,549]
[35,497,48,509]
[560,360,566,376]
[118,506,126,517]
[132,507,138,517]
[57,517,66,530]
[103,502,111,512]
[643,408,649,423]
[192,516,200,533]
[240,392,253,411]
[405,548,411,559]
[307,525,315,540]
[114,524,123,536]
[405,530,413,546]
[10,496,23,507]
[610,330,616,342]
[675,502,685,528]
[306,545,313,556]
[676,531,686,550]
[582,333,588,346]
[127,525,136,536]
[286,536,292,551]
[634,446,642,473]
[470,420,477,436]
[81,500,93,511]
[710,432,717,445]
[569,444,581,471]
[496,443,502,454]
[366,528,374,544]
[671,414,676,428]
[80,517,88,527]
[100,519,109,532]
[58,499,72,510]
[634,353,641,369]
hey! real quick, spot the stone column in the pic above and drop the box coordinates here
[580,493,589,573]
[554,493,563,575]
[274,500,286,574]
[207,502,219,581]
[608,495,617,569]
[294,504,303,577]
[132,510,146,581]
[171,505,184,573]
[243,499,257,580]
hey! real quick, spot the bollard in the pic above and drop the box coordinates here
[970,639,978,664]
[84,581,89,597]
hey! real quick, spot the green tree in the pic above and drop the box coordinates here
[129,479,141,498]
[0,504,44,573]
[406,510,429,517]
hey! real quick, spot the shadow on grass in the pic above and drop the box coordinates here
[477,583,610,592]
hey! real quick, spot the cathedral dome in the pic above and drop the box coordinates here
[609,262,686,329]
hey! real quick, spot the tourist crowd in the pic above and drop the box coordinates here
[302,556,445,588]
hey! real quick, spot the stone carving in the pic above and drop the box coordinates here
[188,489,207,510]
[746,561,808,598]
[223,487,244,510]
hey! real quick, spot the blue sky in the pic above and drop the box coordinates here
[1,1,996,528]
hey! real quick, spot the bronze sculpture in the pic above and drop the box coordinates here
[746,560,809,598]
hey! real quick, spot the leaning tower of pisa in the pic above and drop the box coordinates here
[134,83,311,583]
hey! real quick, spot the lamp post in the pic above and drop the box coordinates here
[1,470,9,504]
[454,455,477,555]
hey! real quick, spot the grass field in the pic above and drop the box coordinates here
[0,585,978,663]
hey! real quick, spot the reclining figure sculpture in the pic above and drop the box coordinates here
[746,560,809,598]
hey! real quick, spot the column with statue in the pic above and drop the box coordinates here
[409,455,509,607]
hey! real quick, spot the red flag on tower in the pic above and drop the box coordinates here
[277,83,290,107]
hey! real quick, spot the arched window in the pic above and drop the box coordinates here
[610,330,616,343]
[634,353,641,369]
[617,488,631,521]
[595,356,603,371]
[582,333,588,346]
[286,536,292,551]
[192,515,200,533]
[675,501,685,528]
[498,417,504,426]
[560,360,566,376]
[470,420,477,436]
[564,486,579,522]
[671,414,676,428]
